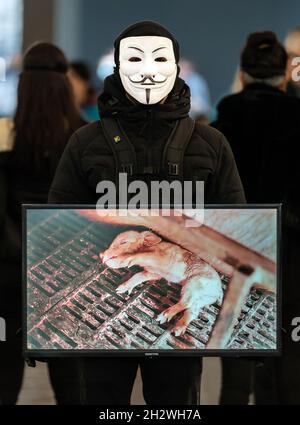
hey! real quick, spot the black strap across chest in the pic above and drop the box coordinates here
[100,116,195,181]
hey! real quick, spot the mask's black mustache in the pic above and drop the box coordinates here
[128,75,167,84]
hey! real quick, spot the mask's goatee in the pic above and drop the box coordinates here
[146,89,150,104]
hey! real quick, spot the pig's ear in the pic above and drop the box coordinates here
[142,231,162,246]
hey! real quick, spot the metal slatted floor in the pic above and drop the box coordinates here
[26,210,276,351]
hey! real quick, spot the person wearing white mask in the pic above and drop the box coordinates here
[118,35,177,105]
[48,21,245,405]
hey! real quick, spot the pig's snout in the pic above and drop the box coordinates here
[100,249,123,267]
[99,250,112,264]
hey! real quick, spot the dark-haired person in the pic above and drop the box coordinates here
[0,42,84,404]
[213,31,300,405]
[48,21,245,405]
[68,61,99,122]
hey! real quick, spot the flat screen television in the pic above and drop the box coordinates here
[23,205,281,357]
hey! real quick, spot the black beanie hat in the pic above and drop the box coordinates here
[241,31,287,78]
[114,20,180,66]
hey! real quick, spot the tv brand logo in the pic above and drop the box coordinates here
[291,317,300,342]
[0,317,6,342]
[291,57,300,82]
[0,57,6,82]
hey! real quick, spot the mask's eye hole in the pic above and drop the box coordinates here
[128,57,142,62]
[155,57,167,62]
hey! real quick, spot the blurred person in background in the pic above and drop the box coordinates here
[68,61,99,122]
[230,67,243,94]
[179,59,212,124]
[0,54,22,118]
[0,42,84,404]
[213,31,300,404]
[284,26,300,97]
[96,48,115,88]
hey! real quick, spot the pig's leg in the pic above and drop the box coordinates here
[157,302,186,324]
[173,309,198,336]
[116,271,160,295]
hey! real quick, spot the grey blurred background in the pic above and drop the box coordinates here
[25,0,300,104]
[1,0,300,116]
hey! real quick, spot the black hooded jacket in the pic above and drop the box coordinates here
[213,82,300,327]
[213,83,300,207]
[48,74,245,204]
[212,82,300,233]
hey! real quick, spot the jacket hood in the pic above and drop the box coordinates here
[97,73,191,122]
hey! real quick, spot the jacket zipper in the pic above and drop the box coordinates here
[146,109,153,170]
